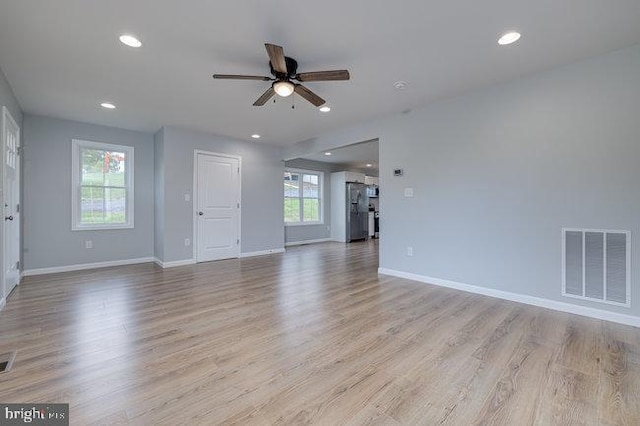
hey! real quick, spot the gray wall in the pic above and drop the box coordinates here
[159,126,284,262]
[153,128,165,261]
[22,115,155,270]
[378,44,640,317]
[283,158,333,244]
[283,43,640,319]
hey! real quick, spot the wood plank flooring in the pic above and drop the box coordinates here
[1,241,639,425]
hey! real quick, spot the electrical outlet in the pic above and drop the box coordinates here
[184,194,190,202]
[404,188,414,197]
[184,238,191,246]
[407,246,413,257]
[85,240,93,249]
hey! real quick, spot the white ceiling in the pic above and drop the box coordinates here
[1,1,640,146]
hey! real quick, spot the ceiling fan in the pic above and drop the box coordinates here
[213,43,350,107]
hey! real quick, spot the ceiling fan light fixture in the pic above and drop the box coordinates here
[319,106,331,113]
[273,81,295,97]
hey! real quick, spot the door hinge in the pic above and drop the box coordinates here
[237,239,240,245]
[16,204,19,213]
[237,167,240,174]
[16,261,20,270]
[237,202,240,208]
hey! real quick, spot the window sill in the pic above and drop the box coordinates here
[72,223,134,231]
[285,221,325,227]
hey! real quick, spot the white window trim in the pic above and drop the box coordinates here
[72,139,134,231]
[284,168,324,226]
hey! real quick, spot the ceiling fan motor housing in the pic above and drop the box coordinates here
[270,57,298,80]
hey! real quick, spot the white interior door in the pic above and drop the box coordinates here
[3,106,20,297]
[195,152,240,262]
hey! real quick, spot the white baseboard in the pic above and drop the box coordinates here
[285,238,332,247]
[154,258,196,268]
[22,257,155,277]
[240,248,285,258]
[378,268,640,328]
[156,249,286,267]
[156,249,285,266]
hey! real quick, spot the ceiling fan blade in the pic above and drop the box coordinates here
[253,87,276,106]
[213,74,272,81]
[296,70,350,82]
[265,43,287,74]
[294,84,325,107]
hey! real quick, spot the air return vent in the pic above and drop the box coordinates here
[0,351,16,373]
[562,228,630,307]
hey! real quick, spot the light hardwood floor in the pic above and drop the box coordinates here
[1,241,639,425]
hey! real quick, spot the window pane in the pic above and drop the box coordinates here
[81,149,105,186]
[284,198,300,222]
[81,186,105,223]
[80,187,127,224]
[302,174,319,198]
[284,173,300,197]
[302,174,317,184]
[303,198,319,222]
[104,151,126,187]
[105,188,127,223]
[81,149,127,188]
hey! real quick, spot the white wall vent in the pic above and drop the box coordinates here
[562,228,630,307]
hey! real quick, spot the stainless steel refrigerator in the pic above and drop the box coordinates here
[346,182,369,242]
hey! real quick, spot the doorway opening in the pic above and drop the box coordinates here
[283,139,380,251]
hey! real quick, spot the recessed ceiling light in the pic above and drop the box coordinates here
[119,34,142,48]
[251,134,260,139]
[366,164,373,168]
[100,102,116,109]
[498,31,521,45]
[393,81,408,90]
[319,106,331,113]
[324,152,332,156]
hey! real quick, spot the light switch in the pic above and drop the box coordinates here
[184,194,190,202]
[404,188,414,197]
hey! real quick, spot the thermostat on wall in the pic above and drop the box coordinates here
[393,168,403,177]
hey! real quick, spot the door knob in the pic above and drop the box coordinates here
[4,216,13,221]
[198,211,204,216]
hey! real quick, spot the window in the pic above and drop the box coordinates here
[72,139,134,230]
[284,169,323,225]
